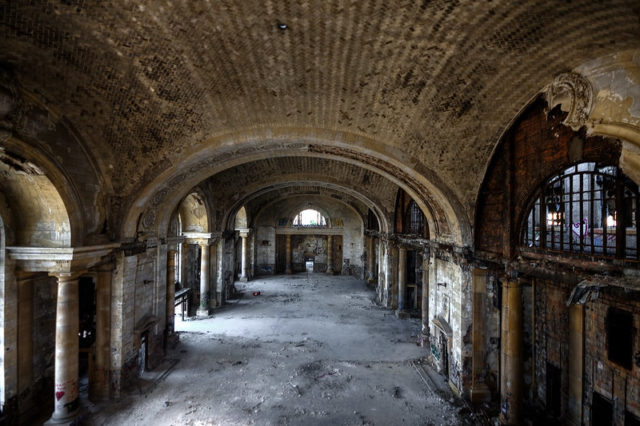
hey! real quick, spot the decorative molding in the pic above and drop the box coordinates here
[545,72,593,131]
[6,244,119,273]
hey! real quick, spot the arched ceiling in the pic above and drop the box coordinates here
[1,1,639,245]
[194,157,401,234]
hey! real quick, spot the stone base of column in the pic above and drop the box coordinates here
[239,276,248,282]
[395,309,409,319]
[470,383,491,403]
[326,267,334,275]
[196,308,210,318]
[417,331,430,347]
[44,408,82,425]
[286,268,292,275]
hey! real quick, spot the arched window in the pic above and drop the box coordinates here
[292,209,327,227]
[521,162,639,260]
[404,201,427,237]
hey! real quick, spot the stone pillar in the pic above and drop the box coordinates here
[377,240,384,302]
[91,265,112,401]
[285,234,292,274]
[420,254,430,341]
[17,273,33,396]
[383,242,394,308]
[367,237,375,282]
[567,304,584,425]
[166,248,177,333]
[326,235,334,274]
[470,269,491,403]
[499,279,523,426]
[47,273,80,424]
[197,241,210,318]
[239,231,249,282]
[391,243,399,310]
[397,246,407,316]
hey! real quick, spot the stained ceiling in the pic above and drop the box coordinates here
[1,1,639,243]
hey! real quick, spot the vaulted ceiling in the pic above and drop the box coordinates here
[1,1,639,244]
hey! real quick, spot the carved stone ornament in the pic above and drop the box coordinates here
[545,72,593,131]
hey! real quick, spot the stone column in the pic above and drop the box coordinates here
[47,273,80,424]
[391,243,399,310]
[567,304,584,425]
[285,234,292,274]
[239,231,249,282]
[499,279,523,426]
[326,235,334,274]
[420,253,430,342]
[470,269,491,403]
[383,242,394,308]
[397,246,407,316]
[367,237,375,282]
[196,241,210,318]
[377,240,384,302]
[91,265,113,401]
[166,248,178,333]
[17,273,33,396]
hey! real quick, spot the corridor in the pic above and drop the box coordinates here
[86,274,465,425]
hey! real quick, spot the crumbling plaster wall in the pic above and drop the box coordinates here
[575,50,640,185]
[428,253,472,394]
[0,161,70,247]
[110,244,167,396]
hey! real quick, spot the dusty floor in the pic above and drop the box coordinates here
[86,274,468,426]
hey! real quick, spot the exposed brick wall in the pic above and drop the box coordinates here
[475,97,622,258]
[531,278,572,414]
[584,289,640,424]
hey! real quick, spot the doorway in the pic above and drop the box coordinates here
[78,276,96,399]
[276,235,286,273]
[546,363,561,418]
[592,392,613,425]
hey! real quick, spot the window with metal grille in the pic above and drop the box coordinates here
[521,162,639,260]
[404,201,426,236]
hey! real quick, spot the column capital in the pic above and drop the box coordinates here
[49,270,84,282]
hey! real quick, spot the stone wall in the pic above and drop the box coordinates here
[583,289,640,425]
[428,253,471,394]
[253,194,365,276]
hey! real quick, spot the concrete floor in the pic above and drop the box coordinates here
[87,274,466,425]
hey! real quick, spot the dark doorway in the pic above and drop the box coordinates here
[333,235,343,273]
[592,392,613,426]
[276,235,286,273]
[407,250,417,284]
[440,332,449,378]
[546,363,561,418]
[78,276,96,399]
[138,331,149,376]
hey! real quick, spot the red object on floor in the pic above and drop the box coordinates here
[253,291,261,296]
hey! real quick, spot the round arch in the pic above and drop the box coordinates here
[177,191,210,233]
[121,131,470,245]
[221,181,388,235]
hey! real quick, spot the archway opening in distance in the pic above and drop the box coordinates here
[292,209,327,227]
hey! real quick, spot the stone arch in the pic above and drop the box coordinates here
[234,206,248,230]
[221,181,387,235]
[121,132,470,246]
[0,152,71,247]
[177,192,209,234]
